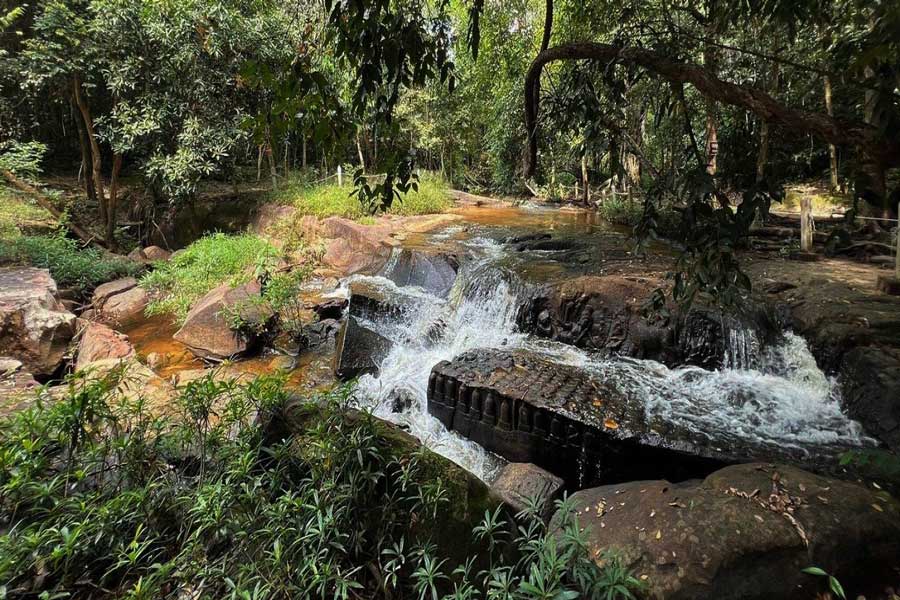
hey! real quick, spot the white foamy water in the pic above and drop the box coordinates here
[341,236,872,481]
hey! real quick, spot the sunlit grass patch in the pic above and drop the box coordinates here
[141,232,278,322]
[271,172,452,219]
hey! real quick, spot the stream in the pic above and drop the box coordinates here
[335,205,874,482]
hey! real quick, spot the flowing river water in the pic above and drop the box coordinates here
[335,205,874,482]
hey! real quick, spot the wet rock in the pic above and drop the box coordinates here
[299,318,340,350]
[491,463,564,520]
[268,355,296,372]
[0,267,76,376]
[173,281,272,361]
[389,389,417,413]
[503,233,551,245]
[312,297,347,320]
[378,249,459,297]
[514,238,579,252]
[519,275,778,369]
[98,285,149,325]
[554,463,900,600]
[347,280,404,319]
[75,321,135,370]
[841,346,900,452]
[333,316,392,379]
[428,348,851,487]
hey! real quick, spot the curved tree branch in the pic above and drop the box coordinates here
[524,42,899,178]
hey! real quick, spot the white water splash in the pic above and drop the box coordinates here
[343,236,871,482]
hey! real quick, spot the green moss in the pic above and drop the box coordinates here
[271,172,452,219]
[141,232,278,322]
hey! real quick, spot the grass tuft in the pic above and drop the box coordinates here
[141,232,278,322]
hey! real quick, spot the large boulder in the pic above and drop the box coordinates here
[173,281,272,361]
[75,321,135,370]
[840,346,900,452]
[554,463,900,600]
[0,267,76,376]
[81,357,177,414]
[333,316,392,379]
[321,217,394,274]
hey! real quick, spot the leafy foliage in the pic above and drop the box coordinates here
[0,372,639,600]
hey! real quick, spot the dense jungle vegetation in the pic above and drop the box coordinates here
[2,1,900,599]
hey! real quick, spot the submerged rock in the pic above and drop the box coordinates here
[428,348,857,487]
[333,316,392,380]
[174,281,271,361]
[555,463,900,600]
[0,267,76,376]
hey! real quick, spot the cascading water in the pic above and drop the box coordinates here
[340,234,872,483]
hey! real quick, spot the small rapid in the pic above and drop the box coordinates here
[340,235,872,482]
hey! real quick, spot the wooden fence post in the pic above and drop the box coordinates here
[800,197,813,253]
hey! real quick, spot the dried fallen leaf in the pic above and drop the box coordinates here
[655,530,662,540]
[754,515,764,523]
[872,504,884,512]
[592,398,603,407]
[603,418,619,430]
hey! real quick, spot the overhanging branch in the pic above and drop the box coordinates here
[523,42,899,178]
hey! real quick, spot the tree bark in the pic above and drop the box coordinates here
[106,153,122,249]
[523,43,898,178]
[356,129,366,169]
[703,43,719,175]
[72,75,107,223]
[71,100,97,205]
[301,135,307,169]
[824,75,838,190]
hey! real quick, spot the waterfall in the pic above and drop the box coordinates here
[340,234,872,483]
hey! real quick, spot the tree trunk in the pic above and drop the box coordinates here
[266,135,277,191]
[72,75,106,224]
[703,43,719,175]
[106,153,122,249]
[257,144,263,182]
[71,100,97,205]
[756,58,780,183]
[824,75,839,190]
[302,136,307,169]
[356,129,366,170]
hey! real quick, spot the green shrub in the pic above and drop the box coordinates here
[0,372,640,600]
[272,172,452,219]
[0,232,139,293]
[141,232,278,322]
